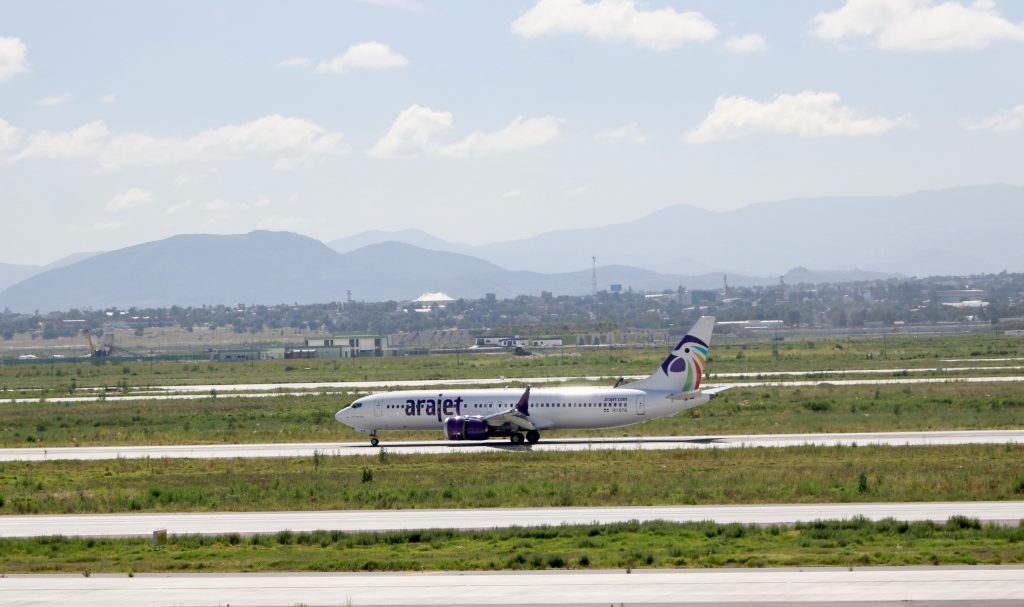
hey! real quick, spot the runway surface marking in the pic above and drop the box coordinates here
[2,567,1023,605]
[2,429,1022,462]
[3,501,1022,538]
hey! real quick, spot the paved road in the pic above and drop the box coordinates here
[2,429,1021,462]
[2,567,1023,606]
[4,501,1022,538]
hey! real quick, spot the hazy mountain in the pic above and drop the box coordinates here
[0,263,39,293]
[329,229,473,255]
[329,185,1023,277]
[0,232,729,312]
[43,251,104,271]
[0,232,345,311]
[783,267,900,285]
[6,183,1010,311]
[0,252,106,294]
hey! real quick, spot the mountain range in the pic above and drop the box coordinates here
[327,184,1024,277]
[1,184,1020,312]
[0,232,759,312]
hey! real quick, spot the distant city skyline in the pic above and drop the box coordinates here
[1,0,1022,265]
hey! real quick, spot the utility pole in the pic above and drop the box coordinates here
[591,256,598,296]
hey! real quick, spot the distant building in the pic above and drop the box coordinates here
[532,339,563,348]
[475,336,508,347]
[938,289,986,303]
[412,292,456,311]
[474,335,532,348]
[264,334,399,360]
[213,349,265,361]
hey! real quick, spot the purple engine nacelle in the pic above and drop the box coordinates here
[444,416,490,441]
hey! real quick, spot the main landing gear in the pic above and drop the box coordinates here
[510,430,541,445]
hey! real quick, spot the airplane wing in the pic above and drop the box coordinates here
[482,386,536,431]
[702,385,732,399]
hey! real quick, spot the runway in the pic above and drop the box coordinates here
[3,371,1024,405]
[2,429,1022,462]
[3,501,1022,538]
[2,567,1023,606]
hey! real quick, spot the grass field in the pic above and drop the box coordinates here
[1,382,1021,447]
[2,444,1022,515]
[2,518,1022,574]
[1,333,1022,393]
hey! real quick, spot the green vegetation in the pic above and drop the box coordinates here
[2,518,1022,573]
[1,333,1022,394]
[2,444,1022,515]
[1,382,1021,447]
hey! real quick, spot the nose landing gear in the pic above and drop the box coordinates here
[370,433,379,447]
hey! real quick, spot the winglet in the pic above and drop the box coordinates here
[515,386,530,416]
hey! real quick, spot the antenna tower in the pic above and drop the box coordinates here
[591,256,597,295]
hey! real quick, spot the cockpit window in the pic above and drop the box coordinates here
[351,403,362,409]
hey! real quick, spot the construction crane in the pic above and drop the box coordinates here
[82,329,143,358]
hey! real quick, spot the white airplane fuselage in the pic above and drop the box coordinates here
[336,385,709,434]
[335,316,720,445]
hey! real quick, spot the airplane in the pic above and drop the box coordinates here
[335,316,727,446]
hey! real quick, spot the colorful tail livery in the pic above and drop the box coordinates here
[627,316,714,393]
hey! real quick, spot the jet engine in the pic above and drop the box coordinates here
[444,416,490,440]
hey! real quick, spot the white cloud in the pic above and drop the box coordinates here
[512,0,717,51]
[443,116,562,157]
[812,0,1024,51]
[37,94,70,107]
[0,118,22,151]
[15,121,110,160]
[316,42,408,74]
[595,122,649,144]
[0,37,29,82]
[105,187,153,212]
[968,104,1024,131]
[500,189,525,200]
[98,94,117,104]
[9,115,346,170]
[684,91,912,143]
[368,105,454,158]
[369,105,562,159]
[726,33,767,53]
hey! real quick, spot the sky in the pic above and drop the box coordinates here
[1,0,1023,265]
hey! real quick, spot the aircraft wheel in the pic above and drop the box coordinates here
[526,430,540,444]
[370,437,380,447]
[510,432,525,445]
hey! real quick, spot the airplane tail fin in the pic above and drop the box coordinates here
[627,316,715,394]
